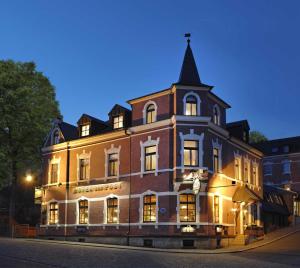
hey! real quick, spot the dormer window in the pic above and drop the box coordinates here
[113,115,123,129]
[213,105,220,126]
[146,104,156,124]
[81,124,90,137]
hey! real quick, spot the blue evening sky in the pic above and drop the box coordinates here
[1,0,299,139]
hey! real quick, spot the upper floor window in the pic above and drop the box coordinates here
[107,197,118,223]
[234,157,241,180]
[185,95,197,116]
[50,163,58,184]
[263,163,272,176]
[184,140,198,167]
[49,202,58,225]
[108,153,118,177]
[81,124,90,137]
[213,148,220,173]
[282,160,291,175]
[146,104,156,124]
[214,195,220,223]
[113,115,123,129]
[143,194,156,223]
[283,145,290,153]
[179,194,196,222]
[79,159,89,180]
[53,130,60,145]
[213,105,220,126]
[244,159,250,183]
[78,200,88,224]
[145,146,157,171]
[253,165,259,186]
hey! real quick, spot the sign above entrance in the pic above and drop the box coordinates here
[73,182,121,194]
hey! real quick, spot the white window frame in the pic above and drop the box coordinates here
[212,138,222,173]
[48,156,61,185]
[252,161,259,186]
[176,189,200,226]
[76,197,89,225]
[213,104,221,126]
[244,156,251,183]
[179,129,204,173]
[104,145,121,179]
[263,162,273,176]
[282,159,291,175]
[103,194,120,225]
[140,136,160,177]
[76,150,91,181]
[183,91,201,116]
[139,190,158,225]
[142,101,158,124]
[81,124,90,137]
[234,151,242,181]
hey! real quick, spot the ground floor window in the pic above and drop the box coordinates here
[179,194,196,222]
[107,197,118,223]
[251,203,258,224]
[49,202,58,224]
[143,194,157,222]
[214,196,220,223]
[79,200,88,224]
[294,201,300,216]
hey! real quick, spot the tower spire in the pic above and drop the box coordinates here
[177,33,202,86]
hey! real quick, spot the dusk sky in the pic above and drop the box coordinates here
[1,0,299,139]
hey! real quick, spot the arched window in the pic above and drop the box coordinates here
[146,104,156,124]
[213,105,220,126]
[185,95,197,116]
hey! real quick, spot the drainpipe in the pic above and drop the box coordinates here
[64,142,70,239]
[125,129,132,246]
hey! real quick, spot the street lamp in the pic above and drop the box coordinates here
[25,174,33,183]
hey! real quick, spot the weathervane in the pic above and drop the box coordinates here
[184,33,191,44]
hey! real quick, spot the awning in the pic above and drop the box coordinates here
[232,186,261,203]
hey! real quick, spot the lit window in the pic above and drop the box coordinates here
[50,163,58,184]
[49,202,58,224]
[234,158,241,180]
[213,106,220,125]
[180,194,196,222]
[108,153,118,177]
[263,163,272,176]
[282,161,291,175]
[185,95,197,116]
[113,115,123,129]
[184,140,198,166]
[145,146,156,171]
[53,130,60,145]
[214,196,220,223]
[107,198,118,223]
[213,148,220,173]
[81,124,90,136]
[79,200,88,224]
[146,104,156,124]
[143,194,156,222]
[79,159,89,180]
[294,201,300,216]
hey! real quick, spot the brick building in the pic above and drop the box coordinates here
[39,40,264,248]
[254,137,300,224]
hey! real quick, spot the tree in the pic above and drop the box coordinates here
[249,130,268,143]
[0,60,61,230]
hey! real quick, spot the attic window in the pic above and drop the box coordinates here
[113,115,123,129]
[81,124,90,137]
[53,130,60,145]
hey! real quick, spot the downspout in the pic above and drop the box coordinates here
[64,142,70,239]
[125,129,132,246]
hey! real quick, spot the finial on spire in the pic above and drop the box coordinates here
[184,33,191,44]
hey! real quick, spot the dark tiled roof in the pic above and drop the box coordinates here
[80,114,110,126]
[208,91,231,108]
[226,120,250,130]
[253,136,300,155]
[127,87,171,104]
[59,122,78,141]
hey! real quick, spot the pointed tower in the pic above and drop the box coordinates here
[176,34,211,88]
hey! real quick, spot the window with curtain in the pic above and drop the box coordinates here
[107,198,118,223]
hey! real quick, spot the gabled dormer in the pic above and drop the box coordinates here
[77,114,110,138]
[44,118,78,147]
[226,120,250,143]
[108,104,132,130]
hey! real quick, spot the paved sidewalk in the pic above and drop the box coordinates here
[24,225,300,255]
